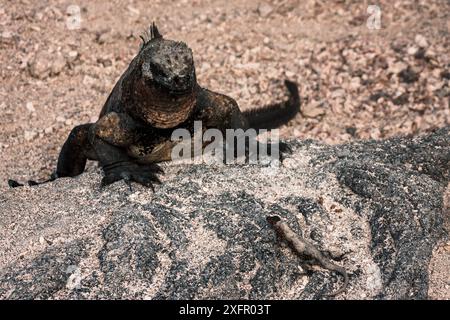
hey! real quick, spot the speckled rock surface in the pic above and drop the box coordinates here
[1,127,449,300]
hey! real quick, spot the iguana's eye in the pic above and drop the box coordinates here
[141,60,153,80]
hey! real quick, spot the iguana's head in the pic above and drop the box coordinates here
[126,23,198,129]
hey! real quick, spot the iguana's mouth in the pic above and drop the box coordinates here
[168,87,192,95]
[155,78,195,96]
[161,85,192,96]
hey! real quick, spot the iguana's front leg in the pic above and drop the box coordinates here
[54,112,162,189]
[91,137,163,189]
[54,112,136,178]
[88,112,163,189]
[56,123,97,178]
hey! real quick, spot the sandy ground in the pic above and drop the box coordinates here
[0,0,449,299]
[1,0,449,183]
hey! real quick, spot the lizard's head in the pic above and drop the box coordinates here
[128,23,198,129]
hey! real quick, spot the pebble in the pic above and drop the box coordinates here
[414,34,428,48]
[388,61,407,74]
[56,115,66,122]
[285,70,295,78]
[65,266,82,290]
[96,30,112,45]
[350,77,361,90]
[97,57,113,67]
[83,75,97,87]
[127,6,140,15]
[258,3,273,18]
[51,54,67,75]
[66,51,79,63]
[24,130,37,141]
[407,46,419,56]
[392,92,409,106]
[302,100,327,118]
[398,67,419,84]
[0,30,17,44]
[331,89,346,98]
[28,53,67,78]
[26,102,35,113]
[28,54,51,79]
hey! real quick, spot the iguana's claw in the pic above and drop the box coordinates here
[8,179,23,188]
[101,162,163,190]
[279,141,292,162]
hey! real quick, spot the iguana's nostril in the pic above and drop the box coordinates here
[173,76,182,85]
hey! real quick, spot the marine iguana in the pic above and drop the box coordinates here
[9,23,300,189]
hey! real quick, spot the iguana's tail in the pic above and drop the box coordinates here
[8,173,57,188]
[243,80,300,130]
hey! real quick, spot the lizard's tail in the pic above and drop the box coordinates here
[243,80,300,130]
[323,262,349,297]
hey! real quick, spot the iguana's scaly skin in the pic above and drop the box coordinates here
[10,23,300,189]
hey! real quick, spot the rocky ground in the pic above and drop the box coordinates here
[0,0,449,299]
[1,128,449,299]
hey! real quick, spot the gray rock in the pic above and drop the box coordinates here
[1,127,449,299]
